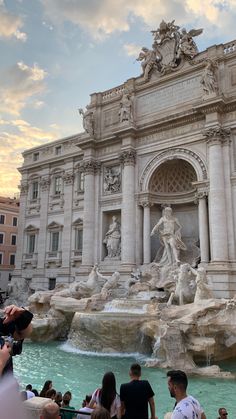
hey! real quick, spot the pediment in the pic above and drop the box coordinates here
[25,224,39,232]
[47,221,63,230]
[72,218,83,226]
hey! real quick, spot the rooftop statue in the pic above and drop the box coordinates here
[119,89,134,122]
[136,19,203,78]
[136,47,159,81]
[78,106,95,137]
[178,28,203,59]
[200,59,218,96]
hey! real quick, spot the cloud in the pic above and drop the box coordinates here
[0,1,27,41]
[0,119,58,197]
[0,61,47,116]
[33,100,45,109]
[123,43,142,57]
[40,0,236,42]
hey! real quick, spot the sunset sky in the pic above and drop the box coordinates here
[0,0,236,197]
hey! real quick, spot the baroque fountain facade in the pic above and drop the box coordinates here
[11,20,236,376]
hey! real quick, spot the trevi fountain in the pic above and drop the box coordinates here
[8,19,236,385]
[11,206,236,380]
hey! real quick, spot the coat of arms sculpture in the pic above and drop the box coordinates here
[136,19,203,80]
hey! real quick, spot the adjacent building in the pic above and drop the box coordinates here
[13,23,236,297]
[0,196,19,292]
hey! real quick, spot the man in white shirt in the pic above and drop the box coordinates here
[167,370,206,419]
[77,394,93,419]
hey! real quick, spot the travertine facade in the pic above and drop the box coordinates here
[14,24,236,297]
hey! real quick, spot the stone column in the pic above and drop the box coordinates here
[62,169,74,269]
[81,160,100,267]
[15,180,28,271]
[141,201,152,264]
[93,167,101,263]
[204,126,230,261]
[195,191,209,263]
[37,174,50,269]
[120,149,136,266]
[222,138,235,259]
[135,204,143,265]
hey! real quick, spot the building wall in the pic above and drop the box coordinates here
[13,39,236,297]
[0,196,19,291]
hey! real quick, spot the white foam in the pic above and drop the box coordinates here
[59,341,148,361]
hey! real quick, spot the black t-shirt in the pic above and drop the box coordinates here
[120,379,154,419]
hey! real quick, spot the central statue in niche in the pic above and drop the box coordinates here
[151,206,186,265]
[103,216,121,259]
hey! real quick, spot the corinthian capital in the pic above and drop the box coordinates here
[19,182,28,195]
[40,176,50,191]
[63,172,74,185]
[119,149,136,166]
[81,159,101,175]
[203,125,231,144]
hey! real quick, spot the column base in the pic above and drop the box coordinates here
[206,261,236,298]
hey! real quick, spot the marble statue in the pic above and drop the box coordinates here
[191,266,214,303]
[151,19,180,44]
[178,28,203,59]
[103,216,121,259]
[79,106,94,136]
[54,264,101,298]
[96,270,120,298]
[136,47,158,81]
[151,207,186,265]
[167,263,196,306]
[119,90,133,122]
[136,20,203,77]
[200,60,218,95]
[104,167,121,193]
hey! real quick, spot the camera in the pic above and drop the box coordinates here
[0,336,5,349]
[0,336,14,349]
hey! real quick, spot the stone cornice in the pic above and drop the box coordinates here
[119,149,136,166]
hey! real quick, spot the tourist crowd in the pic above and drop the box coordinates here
[21,365,219,419]
[0,305,230,418]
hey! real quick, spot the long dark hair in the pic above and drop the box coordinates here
[40,380,52,397]
[100,371,117,413]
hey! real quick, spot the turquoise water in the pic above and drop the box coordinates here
[14,341,236,419]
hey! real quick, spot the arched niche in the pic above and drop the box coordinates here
[147,159,200,264]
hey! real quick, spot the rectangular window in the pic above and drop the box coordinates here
[0,215,5,224]
[51,232,59,251]
[0,233,4,244]
[9,254,15,265]
[55,176,62,195]
[55,145,62,155]
[13,217,18,226]
[75,229,83,254]
[0,253,2,264]
[11,235,16,245]
[32,181,39,200]
[78,172,84,192]
[33,152,39,161]
[28,234,35,254]
[49,278,56,290]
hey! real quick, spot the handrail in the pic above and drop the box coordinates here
[60,407,92,416]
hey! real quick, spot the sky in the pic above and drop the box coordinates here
[0,0,236,197]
